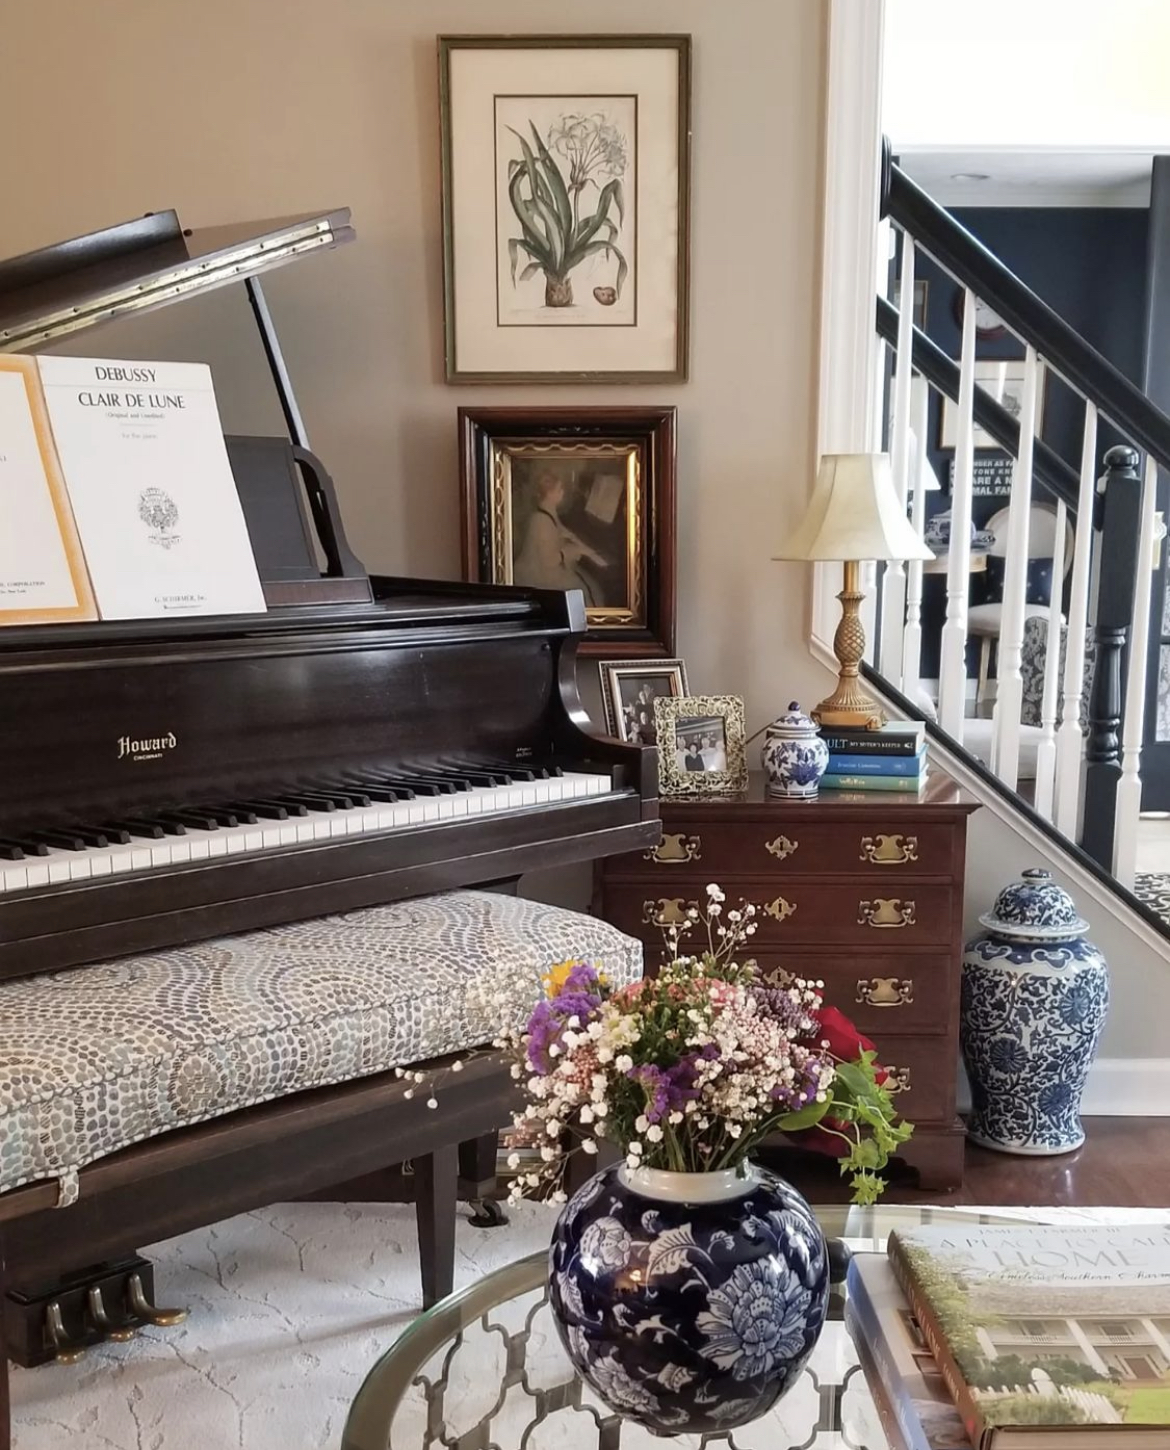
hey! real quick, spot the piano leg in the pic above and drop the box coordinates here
[0,1232,8,1450]
[415,1146,457,1310]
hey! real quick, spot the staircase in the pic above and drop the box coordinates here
[871,141,1170,943]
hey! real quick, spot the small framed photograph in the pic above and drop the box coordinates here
[654,694,748,797]
[892,277,929,331]
[459,405,676,656]
[599,658,689,744]
[940,360,1046,450]
[438,34,691,382]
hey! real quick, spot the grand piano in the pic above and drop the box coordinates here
[0,205,660,981]
[0,209,659,1401]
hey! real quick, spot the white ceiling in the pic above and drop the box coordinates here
[898,149,1155,209]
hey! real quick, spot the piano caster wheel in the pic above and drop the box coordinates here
[127,1272,189,1328]
[467,1198,508,1229]
[87,1285,138,1342]
[45,1301,87,1365]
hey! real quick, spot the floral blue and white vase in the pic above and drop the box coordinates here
[761,702,830,799]
[961,867,1109,1156]
[548,1162,829,1434]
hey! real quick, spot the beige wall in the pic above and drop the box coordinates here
[1,0,833,732]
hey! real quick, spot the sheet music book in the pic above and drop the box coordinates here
[36,355,266,620]
[0,356,97,625]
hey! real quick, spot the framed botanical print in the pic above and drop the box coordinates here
[438,34,691,382]
[459,405,676,657]
[599,658,689,745]
[654,695,749,797]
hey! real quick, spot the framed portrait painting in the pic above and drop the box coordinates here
[599,658,689,745]
[654,695,748,797]
[460,405,676,657]
[438,34,691,382]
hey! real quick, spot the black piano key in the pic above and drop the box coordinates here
[0,840,26,861]
[247,797,309,817]
[357,773,424,798]
[392,774,460,795]
[232,800,290,821]
[314,785,372,808]
[6,838,48,857]
[158,810,221,832]
[106,820,166,841]
[338,779,406,803]
[92,824,133,845]
[26,829,88,852]
[70,826,111,849]
[206,804,257,825]
[280,793,337,813]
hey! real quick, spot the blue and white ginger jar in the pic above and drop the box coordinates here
[549,1163,829,1434]
[961,867,1108,1156]
[761,701,830,799]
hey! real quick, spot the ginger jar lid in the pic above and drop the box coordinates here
[978,868,1090,943]
[766,701,819,740]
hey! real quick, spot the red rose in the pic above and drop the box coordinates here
[808,1004,889,1085]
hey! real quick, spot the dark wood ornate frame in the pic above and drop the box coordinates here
[459,405,677,659]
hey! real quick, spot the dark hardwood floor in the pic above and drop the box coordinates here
[765,1119,1170,1209]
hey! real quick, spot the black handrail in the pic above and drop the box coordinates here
[884,159,1170,469]
[876,296,1083,516]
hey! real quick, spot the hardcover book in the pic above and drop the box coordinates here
[821,771,929,793]
[888,1223,1170,1448]
[820,722,926,757]
[36,355,266,620]
[0,356,96,625]
[847,1255,972,1450]
[825,750,927,777]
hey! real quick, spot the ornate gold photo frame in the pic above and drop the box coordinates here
[654,694,748,797]
[599,658,689,744]
[459,405,676,656]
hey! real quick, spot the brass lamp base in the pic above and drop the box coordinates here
[810,559,887,731]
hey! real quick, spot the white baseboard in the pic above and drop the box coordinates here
[1080,1058,1170,1116]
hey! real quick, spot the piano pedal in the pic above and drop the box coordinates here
[126,1271,189,1327]
[86,1285,138,1342]
[466,1198,508,1229]
[44,1301,88,1365]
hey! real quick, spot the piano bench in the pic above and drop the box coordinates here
[0,890,642,1388]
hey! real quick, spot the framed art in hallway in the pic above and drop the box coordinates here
[459,405,677,657]
[654,694,748,797]
[438,35,691,382]
[599,657,689,745]
[939,360,1046,450]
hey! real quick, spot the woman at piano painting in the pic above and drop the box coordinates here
[513,471,607,605]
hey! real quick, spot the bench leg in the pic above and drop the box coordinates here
[1,1233,9,1450]
[415,1145,458,1310]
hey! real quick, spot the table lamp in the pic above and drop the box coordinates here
[776,452,934,728]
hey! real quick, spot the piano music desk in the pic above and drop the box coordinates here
[594,768,979,1191]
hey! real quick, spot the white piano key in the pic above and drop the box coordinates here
[1,863,28,893]
[25,861,50,889]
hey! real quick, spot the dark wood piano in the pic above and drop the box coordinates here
[0,208,659,1421]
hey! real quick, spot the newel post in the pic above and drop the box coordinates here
[1081,444,1144,867]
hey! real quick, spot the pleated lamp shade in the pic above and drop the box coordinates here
[777,453,935,563]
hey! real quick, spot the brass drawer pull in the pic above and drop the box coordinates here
[855,976,914,1007]
[886,1066,912,1095]
[644,833,701,864]
[641,897,694,927]
[763,896,796,924]
[857,897,916,929]
[859,833,919,866]
[764,834,798,861]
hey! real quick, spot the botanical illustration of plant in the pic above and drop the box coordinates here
[506,113,628,310]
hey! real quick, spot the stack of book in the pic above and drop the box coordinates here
[818,721,927,793]
[847,1221,1170,1449]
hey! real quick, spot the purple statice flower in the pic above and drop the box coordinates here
[524,987,603,1074]
[628,1054,706,1124]
[753,983,818,1037]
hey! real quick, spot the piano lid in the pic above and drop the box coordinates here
[0,206,354,352]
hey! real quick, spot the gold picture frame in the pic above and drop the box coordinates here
[599,658,689,744]
[654,694,748,797]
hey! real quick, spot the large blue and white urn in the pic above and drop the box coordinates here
[961,868,1109,1156]
[548,1163,829,1434]
[761,701,830,798]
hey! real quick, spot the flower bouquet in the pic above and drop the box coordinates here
[506,885,913,1434]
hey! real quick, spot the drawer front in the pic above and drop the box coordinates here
[611,822,954,878]
[852,1034,956,1124]
[602,882,957,948]
[749,953,956,1038]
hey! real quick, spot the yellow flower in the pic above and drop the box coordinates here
[543,961,577,998]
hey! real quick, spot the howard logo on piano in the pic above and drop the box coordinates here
[117,733,177,762]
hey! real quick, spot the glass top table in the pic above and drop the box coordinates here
[341,1204,1038,1450]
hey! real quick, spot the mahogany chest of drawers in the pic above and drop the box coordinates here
[593,769,979,1189]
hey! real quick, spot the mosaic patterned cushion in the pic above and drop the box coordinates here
[1019,618,1098,730]
[0,891,642,1199]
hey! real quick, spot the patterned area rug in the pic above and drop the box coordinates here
[10,1203,1166,1449]
[1134,871,1170,927]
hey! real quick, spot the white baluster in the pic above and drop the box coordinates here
[1033,497,1067,819]
[1113,453,1159,886]
[880,234,915,686]
[989,346,1041,790]
[938,289,977,739]
[902,375,930,701]
[1054,401,1098,837]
